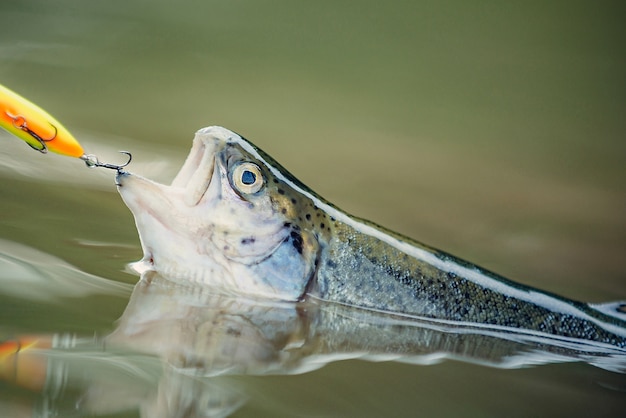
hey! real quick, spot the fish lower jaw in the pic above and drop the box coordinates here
[142,258,293,301]
[126,250,156,275]
[154,263,240,296]
[133,243,234,290]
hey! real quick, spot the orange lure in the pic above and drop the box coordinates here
[0,83,84,157]
[0,83,132,171]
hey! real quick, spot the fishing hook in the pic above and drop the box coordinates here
[81,151,132,173]
[6,111,57,153]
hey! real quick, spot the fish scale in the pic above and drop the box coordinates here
[117,126,626,349]
[315,221,626,347]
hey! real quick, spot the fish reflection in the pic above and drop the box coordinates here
[2,271,625,417]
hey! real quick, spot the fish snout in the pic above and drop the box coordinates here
[115,171,176,218]
[115,170,131,187]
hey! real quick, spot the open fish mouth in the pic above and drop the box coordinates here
[116,128,225,216]
[170,133,219,207]
[116,126,317,299]
[115,128,228,275]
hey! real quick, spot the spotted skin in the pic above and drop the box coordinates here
[248,131,626,348]
[117,126,626,349]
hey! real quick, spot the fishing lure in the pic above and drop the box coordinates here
[0,83,131,171]
[0,83,84,157]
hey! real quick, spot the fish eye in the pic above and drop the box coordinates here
[232,162,264,194]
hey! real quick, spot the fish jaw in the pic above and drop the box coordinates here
[117,168,263,295]
[115,127,315,300]
[116,171,194,276]
[114,127,230,285]
[115,130,216,272]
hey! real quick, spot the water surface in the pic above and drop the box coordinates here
[1,1,625,417]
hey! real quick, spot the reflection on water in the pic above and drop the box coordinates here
[2,253,625,417]
[1,1,625,416]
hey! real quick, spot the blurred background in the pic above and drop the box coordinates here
[0,1,624,416]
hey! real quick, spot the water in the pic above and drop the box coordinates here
[1,1,625,416]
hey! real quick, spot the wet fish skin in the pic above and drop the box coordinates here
[316,222,626,347]
[246,130,626,347]
[117,126,626,348]
[117,128,321,300]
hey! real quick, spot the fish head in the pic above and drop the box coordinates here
[117,126,325,300]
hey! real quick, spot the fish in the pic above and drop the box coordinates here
[116,126,626,348]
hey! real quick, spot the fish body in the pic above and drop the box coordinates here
[116,126,626,348]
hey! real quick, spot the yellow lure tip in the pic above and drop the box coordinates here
[0,83,84,157]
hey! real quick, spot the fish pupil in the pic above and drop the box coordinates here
[241,170,256,185]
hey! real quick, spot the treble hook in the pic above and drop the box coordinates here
[6,111,57,153]
[81,151,132,173]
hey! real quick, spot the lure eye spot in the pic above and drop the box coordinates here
[232,162,264,194]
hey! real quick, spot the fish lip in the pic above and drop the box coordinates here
[171,137,205,188]
[115,140,215,208]
[170,132,220,207]
[126,127,234,206]
[116,170,179,228]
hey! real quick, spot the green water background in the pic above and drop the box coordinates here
[0,1,624,416]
